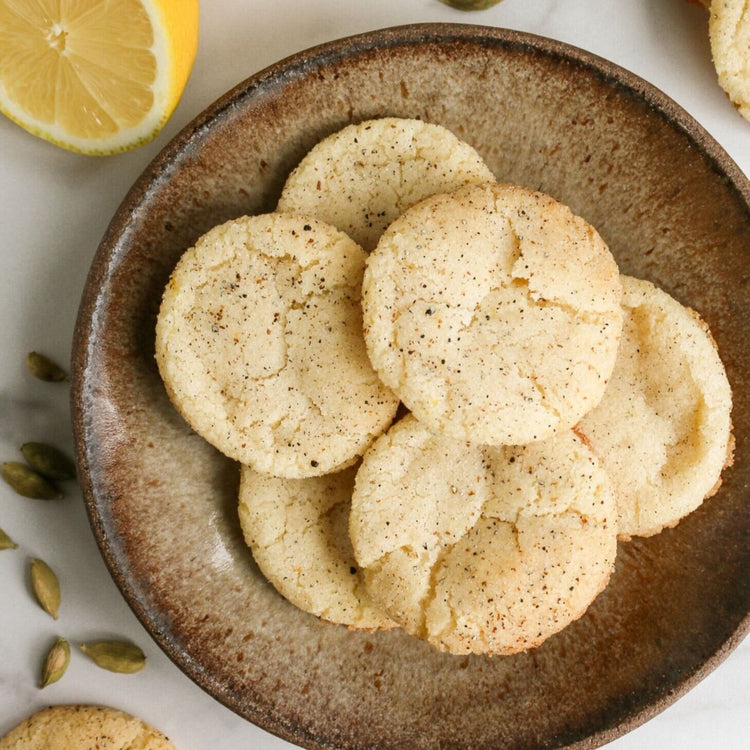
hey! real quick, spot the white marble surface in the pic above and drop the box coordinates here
[0,0,748,747]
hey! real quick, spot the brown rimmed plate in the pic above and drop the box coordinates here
[71,23,750,750]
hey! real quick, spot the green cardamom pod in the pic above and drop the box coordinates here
[26,351,68,382]
[40,636,70,688]
[440,0,503,9]
[21,442,77,481]
[79,640,146,673]
[1,462,63,500]
[0,527,18,550]
[30,557,61,619]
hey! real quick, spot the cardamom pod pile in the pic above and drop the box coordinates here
[1,350,146,689]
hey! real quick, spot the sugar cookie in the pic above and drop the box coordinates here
[0,705,176,750]
[577,275,734,538]
[277,117,496,251]
[349,415,618,655]
[155,213,399,478]
[362,182,623,445]
[709,0,750,122]
[238,464,396,630]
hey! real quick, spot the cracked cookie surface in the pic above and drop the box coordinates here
[155,213,399,478]
[276,117,496,252]
[349,415,617,655]
[577,275,734,538]
[238,463,396,629]
[362,182,624,445]
[0,705,177,750]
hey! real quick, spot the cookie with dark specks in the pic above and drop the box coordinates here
[362,182,623,445]
[155,213,399,478]
[0,705,176,750]
[349,415,618,655]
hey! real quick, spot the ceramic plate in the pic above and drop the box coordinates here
[71,24,750,750]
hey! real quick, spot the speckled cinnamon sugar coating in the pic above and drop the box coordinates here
[155,213,399,478]
[349,415,617,656]
[362,182,624,446]
[276,118,497,252]
[238,463,396,630]
[577,275,734,539]
[0,705,177,750]
[709,0,750,122]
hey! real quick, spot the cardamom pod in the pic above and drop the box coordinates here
[0,527,18,550]
[21,442,77,481]
[79,640,146,673]
[2,461,63,500]
[30,557,61,619]
[40,636,70,688]
[440,0,503,8]
[26,351,68,382]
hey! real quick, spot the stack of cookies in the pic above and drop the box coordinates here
[155,118,733,656]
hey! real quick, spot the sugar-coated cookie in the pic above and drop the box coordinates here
[709,0,750,122]
[155,213,399,478]
[362,182,623,445]
[238,464,396,630]
[277,117,496,251]
[0,705,176,750]
[577,275,733,538]
[349,415,618,655]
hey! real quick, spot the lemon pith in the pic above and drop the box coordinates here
[0,0,199,155]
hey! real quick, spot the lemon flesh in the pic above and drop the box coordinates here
[0,0,199,154]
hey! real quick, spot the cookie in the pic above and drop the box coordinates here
[709,0,750,122]
[361,182,624,445]
[0,705,176,750]
[155,213,399,478]
[577,275,734,538]
[276,117,496,251]
[238,463,396,630]
[349,415,618,655]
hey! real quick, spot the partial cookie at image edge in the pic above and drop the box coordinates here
[708,0,750,122]
[0,705,177,750]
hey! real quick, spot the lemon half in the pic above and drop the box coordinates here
[0,0,199,155]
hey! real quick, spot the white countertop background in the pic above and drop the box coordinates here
[1,0,748,747]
